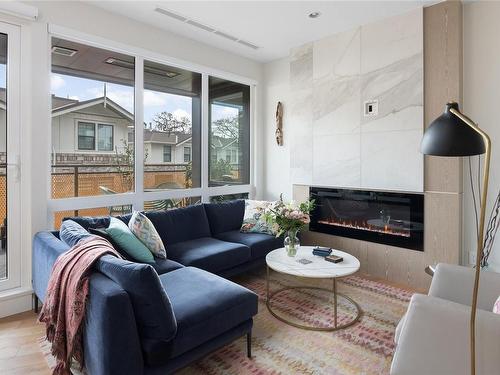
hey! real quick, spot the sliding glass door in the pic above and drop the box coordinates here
[0,22,21,291]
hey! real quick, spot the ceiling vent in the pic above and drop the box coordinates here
[154,7,260,50]
[51,46,78,57]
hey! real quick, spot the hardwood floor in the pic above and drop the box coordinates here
[0,310,50,375]
[0,272,419,375]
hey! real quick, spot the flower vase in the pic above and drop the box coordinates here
[284,229,300,257]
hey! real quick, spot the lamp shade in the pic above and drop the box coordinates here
[420,102,485,156]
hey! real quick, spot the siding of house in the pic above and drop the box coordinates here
[51,104,130,155]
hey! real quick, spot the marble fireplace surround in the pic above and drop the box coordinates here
[288,8,424,193]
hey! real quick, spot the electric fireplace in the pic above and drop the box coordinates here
[309,187,424,251]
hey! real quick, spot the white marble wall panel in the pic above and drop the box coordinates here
[288,8,423,192]
[289,43,313,185]
[361,128,423,191]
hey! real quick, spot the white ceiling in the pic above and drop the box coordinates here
[90,1,437,63]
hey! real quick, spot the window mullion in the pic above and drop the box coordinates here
[201,74,209,203]
[134,57,144,211]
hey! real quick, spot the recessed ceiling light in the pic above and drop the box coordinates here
[308,12,321,19]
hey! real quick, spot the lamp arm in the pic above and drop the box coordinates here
[451,107,491,375]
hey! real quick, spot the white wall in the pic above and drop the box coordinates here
[262,9,424,200]
[262,58,292,200]
[463,1,500,271]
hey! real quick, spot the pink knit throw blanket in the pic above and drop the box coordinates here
[39,236,121,375]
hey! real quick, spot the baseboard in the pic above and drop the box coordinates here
[0,287,33,318]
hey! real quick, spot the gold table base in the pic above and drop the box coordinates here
[266,266,362,332]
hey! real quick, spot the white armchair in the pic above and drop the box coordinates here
[391,263,500,375]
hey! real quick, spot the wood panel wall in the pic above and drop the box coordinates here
[293,1,463,291]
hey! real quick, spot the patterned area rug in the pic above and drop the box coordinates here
[41,269,413,375]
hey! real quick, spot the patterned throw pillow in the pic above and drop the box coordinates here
[240,200,276,235]
[493,296,500,314]
[129,211,167,259]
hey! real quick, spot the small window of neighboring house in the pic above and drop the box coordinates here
[98,124,113,151]
[163,145,172,162]
[231,149,237,163]
[226,152,231,163]
[77,122,95,150]
[184,147,191,163]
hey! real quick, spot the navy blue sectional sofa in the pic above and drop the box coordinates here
[32,200,282,375]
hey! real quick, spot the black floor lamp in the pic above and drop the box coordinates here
[421,102,491,375]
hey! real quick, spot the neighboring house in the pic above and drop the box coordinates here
[51,95,132,165]
[50,94,193,165]
[137,130,192,165]
[211,136,240,168]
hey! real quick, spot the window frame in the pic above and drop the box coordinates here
[97,123,114,152]
[163,144,172,163]
[76,121,96,151]
[183,146,191,163]
[75,120,115,153]
[47,25,256,229]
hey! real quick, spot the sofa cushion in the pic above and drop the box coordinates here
[150,258,184,275]
[95,255,177,343]
[144,205,211,246]
[63,214,132,230]
[215,230,282,260]
[159,267,257,359]
[59,220,92,247]
[204,200,245,235]
[105,217,154,263]
[167,237,250,273]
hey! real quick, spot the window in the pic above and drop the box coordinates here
[163,145,172,162]
[51,38,134,198]
[209,77,250,186]
[77,122,114,151]
[143,61,201,191]
[184,147,191,163]
[77,122,95,150]
[48,36,253,231]
[98,124,113,151]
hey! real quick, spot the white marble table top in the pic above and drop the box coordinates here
[266,246,360,279]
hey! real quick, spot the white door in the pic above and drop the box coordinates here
[0,21,21,291]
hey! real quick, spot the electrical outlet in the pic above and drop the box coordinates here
[469,251,477,265]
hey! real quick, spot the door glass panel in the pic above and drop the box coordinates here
[0,33,7,279]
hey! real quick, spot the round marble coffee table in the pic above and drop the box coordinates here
[265,246,362,331]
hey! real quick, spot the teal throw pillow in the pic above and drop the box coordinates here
[105,217,154,263]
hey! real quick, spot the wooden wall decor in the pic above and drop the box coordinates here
[275,101,283,146]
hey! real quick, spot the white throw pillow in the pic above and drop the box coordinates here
[128,211,166,259]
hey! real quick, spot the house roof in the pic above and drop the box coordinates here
[51,95,134,121]
[211,136,238,149]
[128,129,192,145]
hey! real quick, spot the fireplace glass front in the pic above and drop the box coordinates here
[309,187,424,251]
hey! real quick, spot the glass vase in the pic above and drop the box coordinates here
[284,229,300,257]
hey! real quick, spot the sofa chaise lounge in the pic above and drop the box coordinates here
[32,200,282,375]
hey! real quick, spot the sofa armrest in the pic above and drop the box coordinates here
[391,294,500,375]
[32,231,70,302]
[429,263,500,311]
[84,273,144,375]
